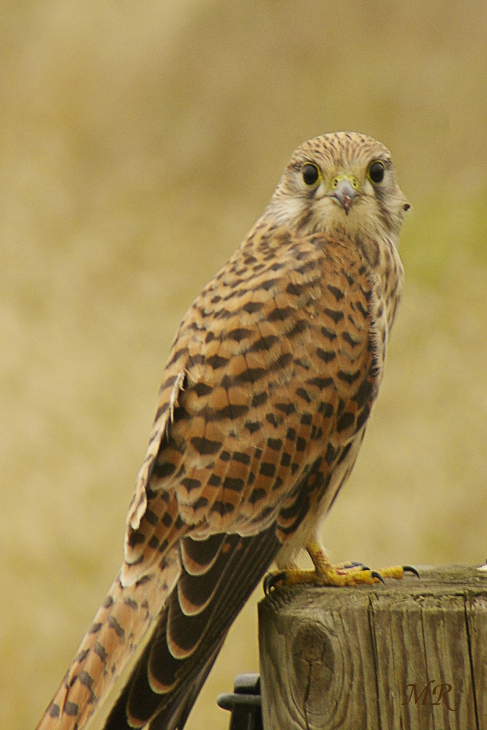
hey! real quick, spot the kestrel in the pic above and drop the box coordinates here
[37,132,409,730]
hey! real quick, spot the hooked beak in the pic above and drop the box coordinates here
[329,176,360,215]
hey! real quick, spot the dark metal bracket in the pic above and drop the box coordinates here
[217,673,263,730]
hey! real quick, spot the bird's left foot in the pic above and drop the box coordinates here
[264,541,419,595]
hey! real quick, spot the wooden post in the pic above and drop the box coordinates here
[258,565,487,730]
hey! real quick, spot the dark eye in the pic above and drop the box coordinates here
[369,160,385,184]
[302,162,320,186]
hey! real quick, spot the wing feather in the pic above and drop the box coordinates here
[119,228,378,590]
[103,526,280,729]
[101,229,377,729]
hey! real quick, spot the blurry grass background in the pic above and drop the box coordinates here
[2,1,487,728]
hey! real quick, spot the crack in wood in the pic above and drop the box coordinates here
[259,566,487,730]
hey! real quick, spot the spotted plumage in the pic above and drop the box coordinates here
[36,132,409,730]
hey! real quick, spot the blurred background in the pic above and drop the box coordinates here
[2,1,487,727]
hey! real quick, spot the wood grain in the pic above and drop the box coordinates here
[258,565,487,730]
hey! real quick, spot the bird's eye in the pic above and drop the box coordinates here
[368,160,385,184]
[302,162,320,186]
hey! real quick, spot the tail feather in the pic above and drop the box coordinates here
[37,527,280,730]
[36,550,181,730]
[102,526,281,730]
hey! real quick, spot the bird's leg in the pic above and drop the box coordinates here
[264,540,418,595]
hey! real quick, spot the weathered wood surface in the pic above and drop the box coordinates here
[258,565,487,730]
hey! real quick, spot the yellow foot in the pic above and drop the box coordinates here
[264,542,419,596]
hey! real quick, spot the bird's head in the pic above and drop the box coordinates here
[266,132,410,241]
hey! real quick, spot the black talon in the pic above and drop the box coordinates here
[370,570,385,584]
[341,561,370,571]
[403,565,420,578]
[263,574,274,596]
[263,571,286,596]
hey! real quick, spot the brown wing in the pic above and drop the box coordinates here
[122,224,378,586]
[37,224,378,730]
[100,226,378,728]
[104,527,280,730]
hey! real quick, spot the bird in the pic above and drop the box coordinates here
[36,131,410,730]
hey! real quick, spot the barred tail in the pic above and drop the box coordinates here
[36,552,181,730]
[103,527,281,730]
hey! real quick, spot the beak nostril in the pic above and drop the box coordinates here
[330,178,359,214]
